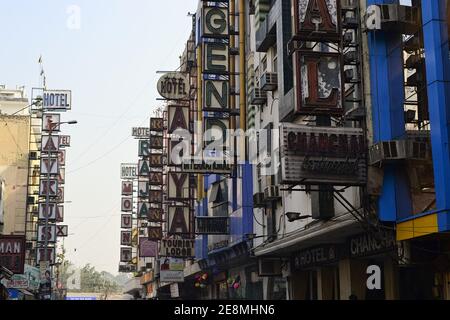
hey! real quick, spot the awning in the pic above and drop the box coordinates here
[254,213,362,257]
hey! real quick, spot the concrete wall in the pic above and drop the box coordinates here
[0,115,30,235]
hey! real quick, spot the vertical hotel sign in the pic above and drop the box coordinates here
[201,0,231,166]
[293,0,344,115]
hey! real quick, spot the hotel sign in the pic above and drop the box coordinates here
[157,72,189,100]
[280,123,366,185]
[132,127,150,138]
[293,244,339,270]
[121,163,138,180]
[43,90,72,111]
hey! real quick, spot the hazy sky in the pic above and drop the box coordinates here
[0,0,197,275]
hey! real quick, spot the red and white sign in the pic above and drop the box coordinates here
[39,180,58,197]
[41,158,59,175]
[42,114,61,132]
[59,135,71,148]
[56,187,65,203]
[41,136,60,153]
[122,181,133,196]
[58,150,66,166]
[121,214,132,229]
[121,198,133,212]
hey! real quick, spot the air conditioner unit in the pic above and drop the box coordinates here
[260,72,278,92]
[379,4,419,35]
[253,192,265,208]
[264,185,281,201]
[405,140,432,162]
[369,140,407,166]
[250,88,267,105]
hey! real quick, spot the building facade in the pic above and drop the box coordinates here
[124,0,450,301]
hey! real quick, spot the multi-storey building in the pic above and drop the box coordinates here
[139,0,450,300]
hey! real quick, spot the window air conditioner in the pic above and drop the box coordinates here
[260,72,278,92]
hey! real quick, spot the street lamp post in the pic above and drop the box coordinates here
[41,120,76,300]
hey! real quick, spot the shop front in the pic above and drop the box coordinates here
[290,244,341,300]
[344,229,398,300]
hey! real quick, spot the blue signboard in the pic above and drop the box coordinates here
[65,297,97,301]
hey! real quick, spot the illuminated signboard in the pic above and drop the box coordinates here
[280,123,366,185]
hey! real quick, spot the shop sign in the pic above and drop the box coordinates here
[349,230,396,258]
[0,236,25,274]
[195,217,229,235]
[280,123,366,185]
[293,245,339,270]
[160,258,185,283]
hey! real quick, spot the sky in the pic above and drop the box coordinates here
[0,0,197,275]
